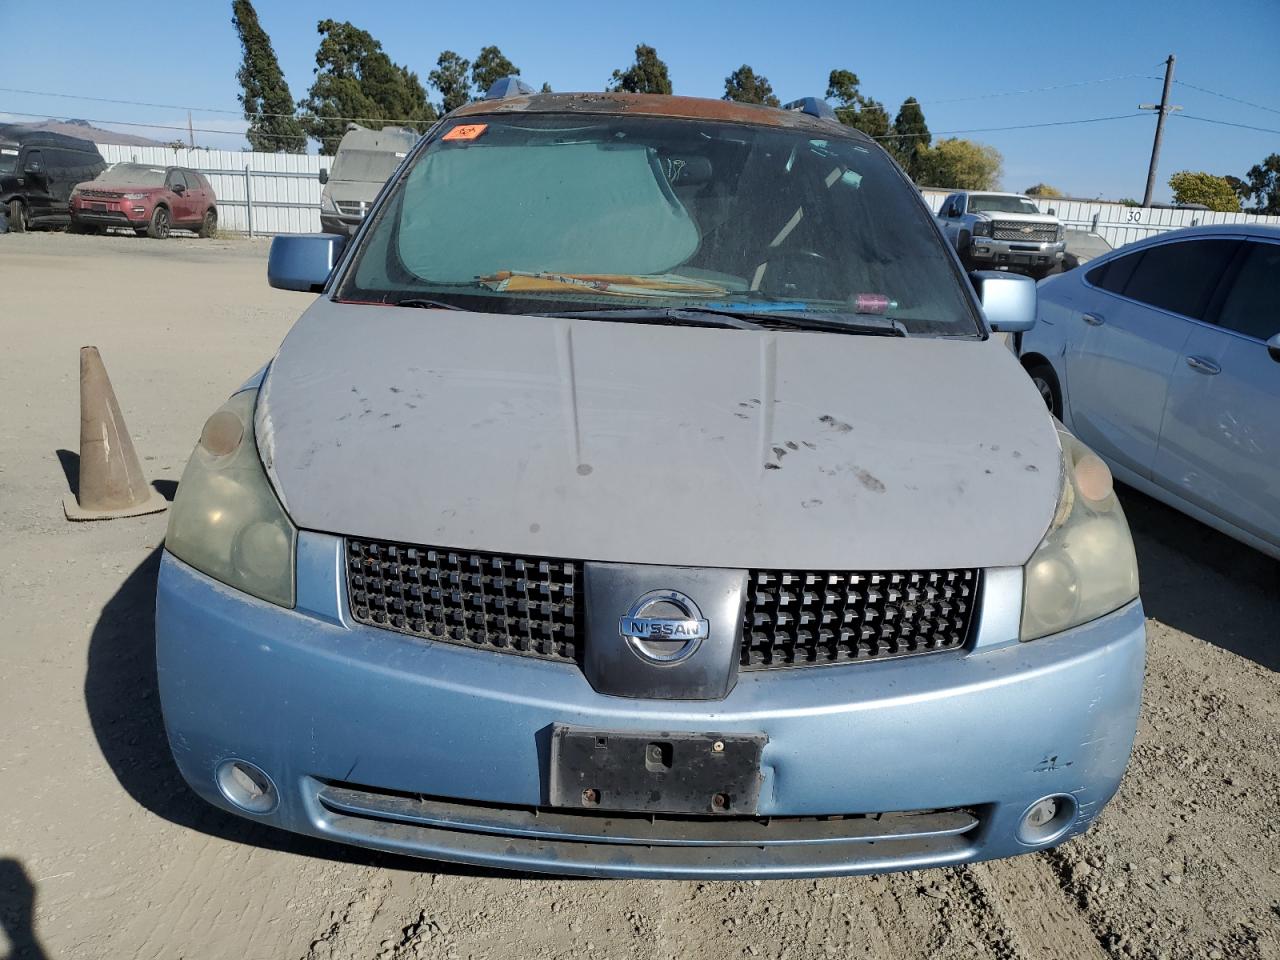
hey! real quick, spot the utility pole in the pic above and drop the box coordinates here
[187,110,195,149]
[1139,55,1181,207]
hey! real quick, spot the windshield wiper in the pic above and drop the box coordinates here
[393,297,465,311]
[545,305,906,337]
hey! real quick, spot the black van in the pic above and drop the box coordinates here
[0,126,107,232]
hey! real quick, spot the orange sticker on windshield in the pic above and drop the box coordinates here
[443,124,488,141]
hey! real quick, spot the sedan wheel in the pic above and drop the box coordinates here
[1025,361,1063,420]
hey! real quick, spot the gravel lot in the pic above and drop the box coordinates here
[1,232,1277,960]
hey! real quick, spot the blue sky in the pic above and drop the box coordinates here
[3,0,1278,201]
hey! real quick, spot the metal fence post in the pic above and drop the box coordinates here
[1091,213,1100,232]
[244,164,254,237]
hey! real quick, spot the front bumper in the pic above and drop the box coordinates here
[70,204,149,227]
[156,534,1145,879]
[969,237,1066,269]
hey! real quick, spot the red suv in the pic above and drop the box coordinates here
[69,163,218,238]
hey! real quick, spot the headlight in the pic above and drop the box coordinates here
[123,192,148,200]
[972,220,992,238]
[165,388,297,607]
[1056,224,1065,242]
[1020,427,1139,640]
[320,193,337,212]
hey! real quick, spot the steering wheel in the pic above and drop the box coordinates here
[755,249,836,299]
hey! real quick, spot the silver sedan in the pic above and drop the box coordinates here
[1019,224,1280,560]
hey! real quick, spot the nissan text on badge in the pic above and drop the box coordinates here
[156,81,1145,879]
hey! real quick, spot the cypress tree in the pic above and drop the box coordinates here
[231,0,306,153]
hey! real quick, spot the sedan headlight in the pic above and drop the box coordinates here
[972,220,993,238]
[122,192,148,200]
[166,388,296,607]
[1021,428,1139,640]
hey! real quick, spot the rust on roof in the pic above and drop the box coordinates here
[450,92,867,139]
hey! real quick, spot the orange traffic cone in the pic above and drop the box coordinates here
[63,346,168,521]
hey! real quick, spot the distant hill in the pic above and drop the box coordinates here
[0,118,165,147]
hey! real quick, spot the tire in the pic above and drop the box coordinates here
[134,228,148,237]
[7,199,26,233]
[146,205,171,239]
[198,207,217,239]
[1025,360,1063,420]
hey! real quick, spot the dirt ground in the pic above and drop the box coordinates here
[1,231,1277,960]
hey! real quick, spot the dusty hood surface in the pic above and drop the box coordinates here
[258,299,1061,570]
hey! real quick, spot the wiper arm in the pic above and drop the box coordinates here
[541,306,907,337]
[540,307,760,330]
[394,297,464,311]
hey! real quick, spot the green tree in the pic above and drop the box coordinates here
[231,0,306,152]
[1168,171,1240,212]
[471,45,519,96]
[915,138,1003,190]
[825,69,888,138]
[723,65,780,106]
[539,82,552,94]
[1241,153,1280,215]
[889,97,930,177]
[1024,183,1063,198]
[430,50,472,114]
[299,20,436,153]
[609,44,672,94]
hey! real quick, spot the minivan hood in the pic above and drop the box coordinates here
[258,299,1061,571]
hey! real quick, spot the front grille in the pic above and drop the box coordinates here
[335,200,367,218]
[992,221,1058,242]
[741,569,979,669]
[78,189,123,200]
[346,538,581,662]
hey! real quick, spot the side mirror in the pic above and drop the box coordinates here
[172,183,186,195]
[1268,332,1280,364]
[23,159,43,176]
[1047,207,1057,216]
[971,271,1037,333]
[318,168,329,185]
[268,234,347,292]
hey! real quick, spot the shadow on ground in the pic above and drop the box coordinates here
[83,547,525,878]
[0,859,49,960]
[1120,485,1278,671]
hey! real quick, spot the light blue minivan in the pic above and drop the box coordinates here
[154,86,1145,878]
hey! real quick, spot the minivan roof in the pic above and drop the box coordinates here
[449,92,864,141]
[0,124,101,152]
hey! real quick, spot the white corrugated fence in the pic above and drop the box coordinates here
[919,187,1280,250]
[95,143,321,234]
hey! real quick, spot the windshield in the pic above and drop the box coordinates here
[339,114,981,337]
[968,194,1042,215]
[330,148,407,184]
[95,163,167,187]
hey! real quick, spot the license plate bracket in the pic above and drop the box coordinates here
[548,726,766,815]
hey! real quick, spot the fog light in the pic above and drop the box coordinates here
[1017,793,1077,845]
[215,759,278,814]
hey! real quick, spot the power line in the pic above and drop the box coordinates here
[910,74,1159,107]
[874,112,1147,140]
[1173,80,1280,117]
[0,108,345,142]
[1175,113,1280,136]
[0,86,244,116]
[0,86,434,128]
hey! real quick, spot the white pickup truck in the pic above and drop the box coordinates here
[935,191,1066,279]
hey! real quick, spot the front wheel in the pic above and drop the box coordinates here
[7,199,27,233]
[146,205,171,239]
[198,208,217,238]
[1025,361,1063,420]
